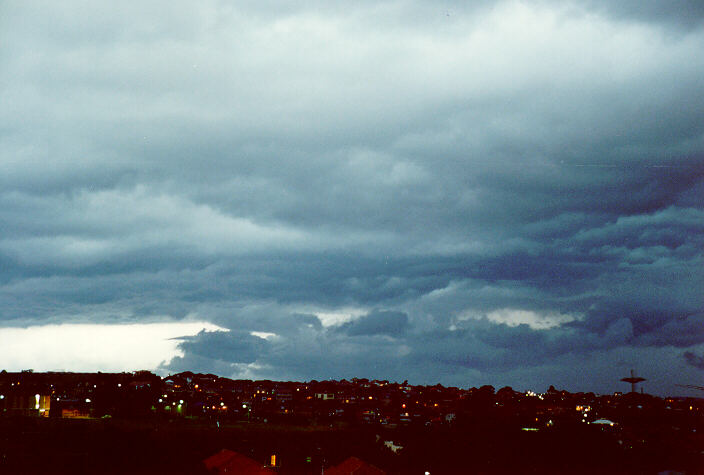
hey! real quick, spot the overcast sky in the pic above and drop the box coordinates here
[1,0,703,396]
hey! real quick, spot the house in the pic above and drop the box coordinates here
[4,393,51,416]
[326,456,386,475]
[54,399,91,418]
[203,449,274,474]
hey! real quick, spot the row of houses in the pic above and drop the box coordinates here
[1,370,701,431]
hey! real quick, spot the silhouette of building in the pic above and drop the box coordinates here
[620,369,646,393]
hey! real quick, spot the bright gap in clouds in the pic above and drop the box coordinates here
[0,322,225,373]
[485,309,578,329]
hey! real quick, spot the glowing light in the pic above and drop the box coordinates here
[35,394,40,410]
[85,398,91,403]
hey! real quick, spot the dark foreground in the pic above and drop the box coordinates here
[0,416,702,474]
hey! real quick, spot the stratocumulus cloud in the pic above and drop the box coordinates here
[0,0,702,396]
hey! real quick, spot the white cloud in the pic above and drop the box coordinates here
[0,321,224,372]
[463,308,578,330]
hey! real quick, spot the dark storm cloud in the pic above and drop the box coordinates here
[337,310,409,336]
[1,0,703,395]
[683,351,704,370]
[634,313,704,348]
[176,330,269,364]
[583,0,704,29]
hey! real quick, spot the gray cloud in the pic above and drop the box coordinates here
[683,351,704,370]
[176,330,269,364]
[337,310,409,336]
[582,0,704,29]
[1,0,703,395]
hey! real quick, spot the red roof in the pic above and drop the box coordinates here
[203,449,274,474]
[326,456,386,475]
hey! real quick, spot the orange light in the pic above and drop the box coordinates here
[270,455,276,466]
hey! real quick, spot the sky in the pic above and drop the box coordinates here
[1,0,703,397]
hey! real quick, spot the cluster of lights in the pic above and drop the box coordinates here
[576,405,591,423]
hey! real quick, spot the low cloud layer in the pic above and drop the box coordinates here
[1,0,702,396]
